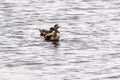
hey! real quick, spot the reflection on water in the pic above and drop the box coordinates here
[51,41,60,47]
[0,0,120,80]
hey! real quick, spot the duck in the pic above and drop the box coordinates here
[39,24,60,41]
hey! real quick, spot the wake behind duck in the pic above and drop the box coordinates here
[39,24,60,41]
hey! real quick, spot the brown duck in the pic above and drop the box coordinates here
[39,24,60,41]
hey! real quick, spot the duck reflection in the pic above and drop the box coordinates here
[52,40,60,47]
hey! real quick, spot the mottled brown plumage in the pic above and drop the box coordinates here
[39,24,60,41]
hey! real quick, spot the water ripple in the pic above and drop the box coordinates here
[0,0,120,80]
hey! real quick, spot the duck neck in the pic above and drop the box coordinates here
[53,30,57,37]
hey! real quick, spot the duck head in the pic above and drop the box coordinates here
[54,24,59,30]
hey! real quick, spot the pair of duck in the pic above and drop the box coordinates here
[39,24,60,41]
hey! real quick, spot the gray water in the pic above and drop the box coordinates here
[0,0,120,80]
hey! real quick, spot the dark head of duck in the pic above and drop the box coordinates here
[54,24,60,33]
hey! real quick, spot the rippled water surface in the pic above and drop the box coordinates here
[0,0,120,80]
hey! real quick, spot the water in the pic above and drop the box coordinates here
[0,0,120,80]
